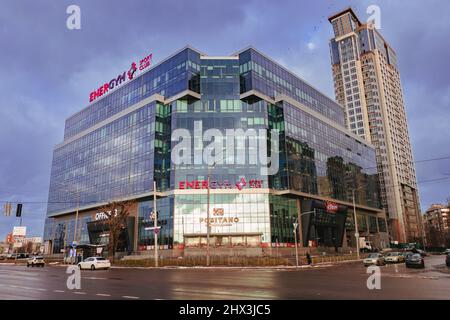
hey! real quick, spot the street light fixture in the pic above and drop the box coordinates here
[293,222,299,267]
[206,162,215,267]
[351,186,366,260]
[293,209,315,268]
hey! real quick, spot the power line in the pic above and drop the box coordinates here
[364,155,450,170]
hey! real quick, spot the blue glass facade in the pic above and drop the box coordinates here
[44,46,386,254]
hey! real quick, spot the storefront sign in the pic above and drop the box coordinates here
[178,178,263,190]
[89,53,153,103]
[12,226,26,237]
[94,209,118,221]
[199,208,240,227]
[325,201,339,213]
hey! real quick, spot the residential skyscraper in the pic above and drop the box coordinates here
[328,8,422,243]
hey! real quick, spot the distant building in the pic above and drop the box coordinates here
[423,204,450,248]
[328,8,422,244]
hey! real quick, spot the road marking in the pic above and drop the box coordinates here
[54,290,65,293]
[122,295,139,299]
[85,277,107,280]
[172,288,276,299]
[96,293,111,297]
[73,291,86,295]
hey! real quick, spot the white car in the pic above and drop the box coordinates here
[77,257,111,270]
[385,252,405,263]
[27,256,45,267]
[363,253,386,267]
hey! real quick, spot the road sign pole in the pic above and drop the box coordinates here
[153,180,158,268]
[353,189,360,260]
[293,222,299,268]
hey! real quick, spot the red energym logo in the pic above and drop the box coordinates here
[89,53,152,103]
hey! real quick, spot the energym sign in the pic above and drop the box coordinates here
[89,53,153,103]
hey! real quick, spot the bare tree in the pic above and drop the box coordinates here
[25,241,33,254]
[99,200,135,262]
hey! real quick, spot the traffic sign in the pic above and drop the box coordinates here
[154,228,160,234]
[144,226,161,231]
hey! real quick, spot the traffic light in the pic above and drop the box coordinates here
[16,203,22,217]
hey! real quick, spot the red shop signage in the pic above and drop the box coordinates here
[325,201,339,213]
[178,178,263,190]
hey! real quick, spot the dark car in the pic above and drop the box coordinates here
[405,253,425,268]
[446,254,450,267]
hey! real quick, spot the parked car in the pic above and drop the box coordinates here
[444,249,450,255]
[446,253,450,267]
[77,257,111,270]
[16,253,29,259]
[363,253,386,267]
[27,256,45,267]
[385,252,405,263]
[405,253,425,268]
[416,249,427,257]
[400,251,413,258]
[0,254,7,260]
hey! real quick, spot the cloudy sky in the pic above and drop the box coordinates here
[0,0,449,239]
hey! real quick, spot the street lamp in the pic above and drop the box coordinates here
[206,162,214,267]
[293,222,299,267]
[351,186,366,260]
[293,209,315,267]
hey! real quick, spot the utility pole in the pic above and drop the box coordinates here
[73,191,80,246]
[293,222,299,267]
[153,180,158,268]
[352,189,360,260]
[206,165,212,267]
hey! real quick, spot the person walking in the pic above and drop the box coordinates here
[306,252,312,265]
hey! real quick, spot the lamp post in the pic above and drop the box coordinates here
[153,180,158,268]
[352,188,360,260]
[206,164,214,267]
[293,222,299,267]
[73,190,80,247]
[293,209,315,267]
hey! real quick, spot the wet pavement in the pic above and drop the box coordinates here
[0,255,449,299]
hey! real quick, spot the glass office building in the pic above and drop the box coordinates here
[44,46,388,256]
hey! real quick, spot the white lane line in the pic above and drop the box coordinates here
[122,295,139,299]
[54,290,65,293]
[96,293,111,297]
[73,291,86,295]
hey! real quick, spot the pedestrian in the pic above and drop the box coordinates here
[306,252,312,265]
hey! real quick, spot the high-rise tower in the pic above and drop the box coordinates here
[328,8,422,243]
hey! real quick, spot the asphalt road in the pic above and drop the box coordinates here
[0,255,449,300]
